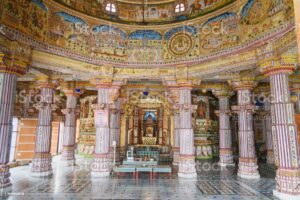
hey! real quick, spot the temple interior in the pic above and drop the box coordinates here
[0,0,300,199]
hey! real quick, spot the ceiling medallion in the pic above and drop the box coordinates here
[168,32,194,57]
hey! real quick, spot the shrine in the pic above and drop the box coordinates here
[0,0,300,199]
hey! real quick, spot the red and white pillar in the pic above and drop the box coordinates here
[0,73,18,190]
[31,81,57,177]
[91,80,117,177]
[176,83,197,178]
[259,53,300,199]
[61,90,81,165]
[231,79,260,179]
[213,89,234,167]
[0,48,29,193]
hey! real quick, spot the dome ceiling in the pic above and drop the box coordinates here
[0,0,293,76]
[54,0,236,25]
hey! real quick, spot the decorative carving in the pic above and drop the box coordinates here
[168,32,194,57]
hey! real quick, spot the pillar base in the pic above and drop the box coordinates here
[178,156,197,179]
[0,165,11,190]
[91,154,111,178]
[31,153,53,177]
[219,151,234,167]
[31,169,53,177]
[273,190,300,200]
[178,172,197,179]
[0,185,11,198]
[61,147,75,164]
[218,162,235,167]
[91,171,110,178]
[274,168,300,197]
[238,172,260,179]
[237,158,260,179]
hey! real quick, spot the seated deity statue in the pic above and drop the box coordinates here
[145,115,155,137]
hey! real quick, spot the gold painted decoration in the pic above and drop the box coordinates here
[168,32,194,57]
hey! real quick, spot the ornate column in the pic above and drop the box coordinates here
[91,79,124,177]
[230,77,260,179]
[213,89,235,167]
[31,80,57,177]
[61,89,81,165]
[259,52,300,199]
[91,80,111,177]
[0,51,28,191]
[167,80,197,178]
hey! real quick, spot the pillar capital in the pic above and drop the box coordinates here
[63,89,83,97]
[228,77,257,91]
[0,52,29,76]
[60,81,84,97]
[90,78,113,88]
[258,53,298,77]
[163,78,201,89]
[35,78,58,89]
[212,87,234,98]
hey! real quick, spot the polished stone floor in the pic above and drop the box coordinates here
[1,156,278,200]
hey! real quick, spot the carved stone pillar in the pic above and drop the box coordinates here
[259,53,300,199]
[0,51,28,191]
[213,89,235,167]
[231,78,260,179]
[61,89,81,165]
[175,83,197,178]
[31,81,57,177]
[91,81,111,177]
[91,79,123,177]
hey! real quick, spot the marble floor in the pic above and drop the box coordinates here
[1,156,278,200]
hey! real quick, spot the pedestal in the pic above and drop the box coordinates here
[178,156,197,179]
[231,80,260,180]
[237,158,260,179]
[0,165,11,189]
[91,154,111,177]
[31,153,53,177]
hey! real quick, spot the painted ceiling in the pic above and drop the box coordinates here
[53,0,236,25]
[0,0,296,78]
